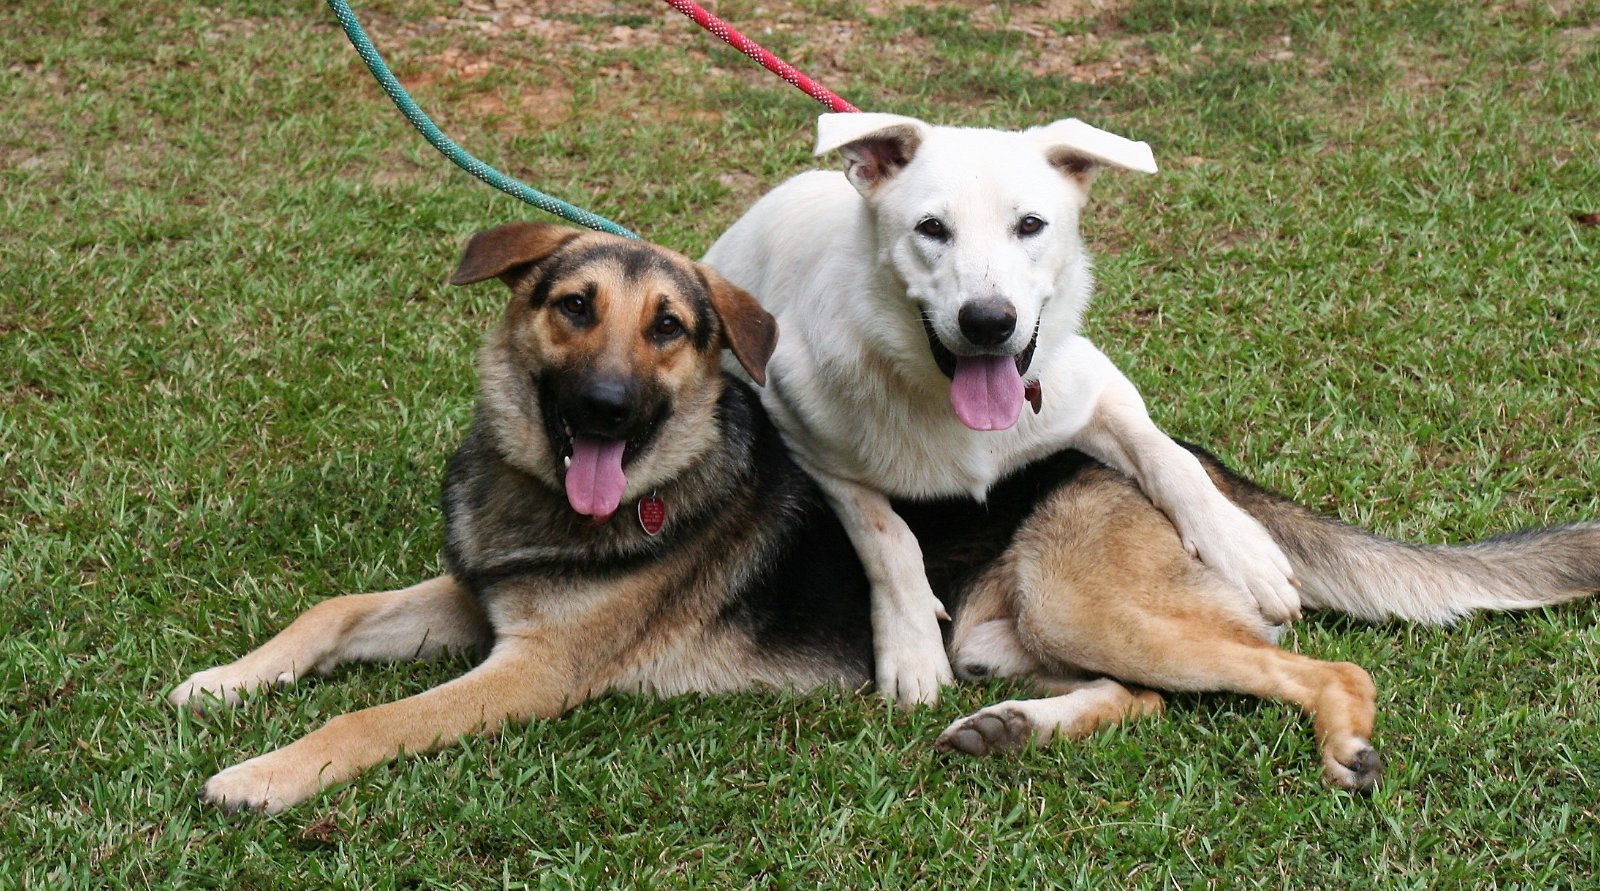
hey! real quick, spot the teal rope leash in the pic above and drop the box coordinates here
[326,0,639,239]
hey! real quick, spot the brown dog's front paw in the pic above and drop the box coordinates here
[936,706,1034,756]
[200,754,317,815]
[169,664,297,711]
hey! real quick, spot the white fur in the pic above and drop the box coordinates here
[705,114,1299,705]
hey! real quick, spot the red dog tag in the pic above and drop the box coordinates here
[638,495,666,536]
[1025,380,1043,414]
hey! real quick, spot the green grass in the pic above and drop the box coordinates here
[5,0,1600,886]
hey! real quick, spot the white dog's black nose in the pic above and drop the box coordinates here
[957,299,1017,348]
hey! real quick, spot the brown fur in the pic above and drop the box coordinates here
[941,465,1381,790]
[167,225,819,814]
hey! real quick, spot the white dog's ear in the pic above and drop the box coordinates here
[1031,119,1157,189]
[814,112,931,194]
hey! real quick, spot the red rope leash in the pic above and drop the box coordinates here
[659,0,861,113]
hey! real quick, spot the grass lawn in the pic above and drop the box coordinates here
[5,0,1599,886]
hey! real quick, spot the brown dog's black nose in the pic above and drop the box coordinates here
[565,377,636,437]
[957,299,1017,348]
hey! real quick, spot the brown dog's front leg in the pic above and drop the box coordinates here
[169,575,489,708]
[199,632,576,813]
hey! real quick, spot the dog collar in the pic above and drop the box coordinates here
[638,494,666,536]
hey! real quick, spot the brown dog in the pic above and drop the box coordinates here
[170,224,1600,812]
[169,224,883,813]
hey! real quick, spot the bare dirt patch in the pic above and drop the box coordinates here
[321,0,1170,190]
[356,0,1150,109]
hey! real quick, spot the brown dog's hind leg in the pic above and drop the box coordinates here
[1081,615,1381,791]
[936,676,1165,755]
[989,468,1382,790]
[943,566,1165,755]
[169,575,490,709]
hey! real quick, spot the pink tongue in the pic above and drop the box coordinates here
[564,436,628,520]
[949,356,1024,431]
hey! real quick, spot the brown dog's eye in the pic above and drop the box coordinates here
[1017,215,1046,237]
[652,315,683,340]
[557,294,590,319]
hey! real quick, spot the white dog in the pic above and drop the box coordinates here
[705,113,1300,705]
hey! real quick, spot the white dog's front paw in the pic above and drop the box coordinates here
[168,664,297,710]
[1186,505,1301,623]
[874,600,954,707]
[201,752,318,815]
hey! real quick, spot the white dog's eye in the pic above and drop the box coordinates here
[1017,215,1047,237]
[915,218,949,241]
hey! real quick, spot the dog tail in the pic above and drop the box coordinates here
[1202,451,1600,625]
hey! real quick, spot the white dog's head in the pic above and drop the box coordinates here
[815,113,1157,431]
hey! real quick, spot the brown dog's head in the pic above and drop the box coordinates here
[450,222,777,522]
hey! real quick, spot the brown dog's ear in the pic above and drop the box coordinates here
[701,266,778,387]
[449,222,581,287]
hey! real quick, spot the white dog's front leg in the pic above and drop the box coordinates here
[1073,374,1302,623]
[818,476,953,706]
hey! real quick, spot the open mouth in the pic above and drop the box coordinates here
[921,313,1041,432]
[920,312,1039,380]
[536,374,667,521]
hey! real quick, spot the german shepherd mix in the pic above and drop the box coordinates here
[171,224,1600,813]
